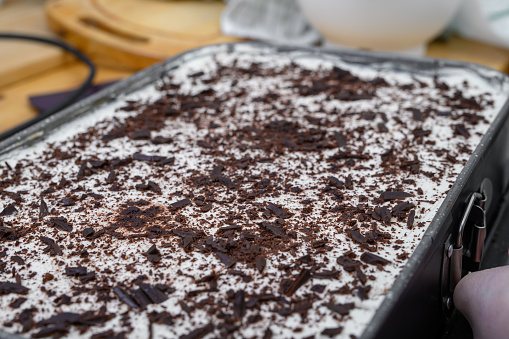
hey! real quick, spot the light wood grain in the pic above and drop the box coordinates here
[427,35,509,73]
[0,0,70,87]
[0,62,132,134]
[45,0,241,70]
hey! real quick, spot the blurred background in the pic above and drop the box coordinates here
[2,0,509,136]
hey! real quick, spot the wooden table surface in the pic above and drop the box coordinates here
[2,0,509,136]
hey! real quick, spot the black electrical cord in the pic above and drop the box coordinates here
[0,33,96,142]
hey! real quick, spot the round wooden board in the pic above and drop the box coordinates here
[45,0,241,70]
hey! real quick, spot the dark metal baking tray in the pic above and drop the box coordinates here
[1,42,509,339]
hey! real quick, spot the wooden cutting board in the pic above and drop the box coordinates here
[45,0,241,70]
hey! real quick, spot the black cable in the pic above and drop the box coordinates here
[0,33,96,142]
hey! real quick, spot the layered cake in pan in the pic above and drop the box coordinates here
[0,44,508,339]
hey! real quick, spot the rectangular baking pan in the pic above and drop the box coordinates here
[1,42,509,339]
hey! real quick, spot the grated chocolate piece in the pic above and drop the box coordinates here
[0,203,17,216]
[47,217,73,232]
[360,252,390,266]
[39,236,62,256]
[267,203,290,219]
[321,327,343,337]
[215,252,236,268]
[285,269,311,296]
[170,199,191,209]
[0,282,29,295]
[380,191,412,201]
[325,302,355,316]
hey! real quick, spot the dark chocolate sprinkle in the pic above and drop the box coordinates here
[65,266,87,276]
[233,290,246,319]
[9,297,27,309]
[328,176,344,188]
[407,210,416,229]
[39,236,62,256]
[454,124,470,138]
[106,171,116,183]
[380,191,412,201]
[47,217,73,232]
[285,269,311,296]
[130,129,151,140]
[321,327,343,337]
[145,245,161,264]
[89,160,106,168]
[218,176,235,189]
[256,257,266,273]
[59,198,75,207]
[179,323,214,339]
[147,181,161,194]
[11,255,24,265]
[82,228,95,238]
[138,283,168,304]
[0,282,29,295]
[360,252,390,266]
[113,286,138,308]
[215,252,236,268]
[0,203,17,216]
[79,272,96,284]
[334,132,347,147]
[355,266,367,284]
[312,270,340,280]
[210,166,223,181]
[39,199,49,219]
[267,203,290,219]
[171,199,191,209]
[260,222,287,238]
[325,302,355,316]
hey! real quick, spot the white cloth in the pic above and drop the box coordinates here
[221,0,322,45]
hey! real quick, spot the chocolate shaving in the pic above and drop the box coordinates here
[39,236,62,256]
[312,270,340,279]
[0,282,29,295]
[336,255,361,272]
[210,166,223,181]
[39,199,49,219]
[171,199,191,209]
[321,327,343,337]
[360,252,390,266]
[145,245,161,264]
[256,257,266,273]
[147,181,162,194]
[380,191,412,201]
[356,266,367,284]
[65,266,87,276]
[267,203,290,219]
[138,283,168,304]
[334,132,347,147]
[113,286,138,308]
[407,210,416,229]
[233,290,246,319]
[454,124,470,138]
[285,269,311,296]
[260,222,287,238]
[47,217,73,232]
[215,252,236,268]
[328,176,344,188]
[325,302,355,316]
[218,176,235,189]
[0,203,17,216]
[179,323,214,339]
[10,297,27,309]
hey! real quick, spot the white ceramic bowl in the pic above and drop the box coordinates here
[297,0,463,54]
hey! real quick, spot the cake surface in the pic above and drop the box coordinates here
[0,44,507,339]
